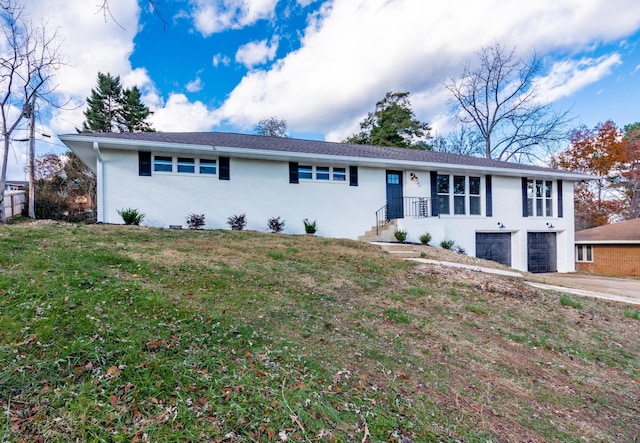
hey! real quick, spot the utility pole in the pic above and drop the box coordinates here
[25,96,36,219]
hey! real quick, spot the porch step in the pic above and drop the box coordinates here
[358,220,398,242]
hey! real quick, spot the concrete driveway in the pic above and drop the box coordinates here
[526,273,640,305]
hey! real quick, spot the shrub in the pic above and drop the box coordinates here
[419,232,432,245]
[117,207,145,225]
[394,229,408,243]
[440,239,455,250]
[227,214,247,230]
[186,213,205,230]
[303,218,317,234]
[267,216,285,233]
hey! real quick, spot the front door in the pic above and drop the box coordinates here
[386,170,404,220]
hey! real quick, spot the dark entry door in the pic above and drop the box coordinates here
[386,171,404,220]
[476,233,512,267]
[527,232,557,273]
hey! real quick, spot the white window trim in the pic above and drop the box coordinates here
[299,165,348,183]
[152,155,218,176]
[527,179,554,218]
[576,244,593,262]
[437,174,484,217]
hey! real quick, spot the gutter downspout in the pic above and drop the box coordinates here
[93,142,104,223]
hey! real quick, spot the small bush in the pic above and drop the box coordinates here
[118,208,144,225]
[419,232,432,245]
[303,218,317,234]
[186,213,206,230]
[440,239,455,250]
[394,229,408,243]
[267,216,285,233]
[227,214,247,231]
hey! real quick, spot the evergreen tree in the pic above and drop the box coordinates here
[343,92,431,149]
[80,72,122,132]
[118,86,155,132]
[79,72,154,133]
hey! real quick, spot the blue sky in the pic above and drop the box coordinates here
[5,0,640,180]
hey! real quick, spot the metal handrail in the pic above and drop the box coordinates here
[376,197,431,234]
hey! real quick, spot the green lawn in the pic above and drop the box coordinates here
[1,223,638,442]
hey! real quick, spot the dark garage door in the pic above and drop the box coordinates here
[476,233,511,267]
[528,232,557,273]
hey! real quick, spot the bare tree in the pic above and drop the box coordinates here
[433,125,484,157]
[98,0,166,30]
[0,0,62,223]
[254,116,288,137]
[444,43,570,162]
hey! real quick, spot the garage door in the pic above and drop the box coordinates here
[476,233,511,267]
[527,232,557,273]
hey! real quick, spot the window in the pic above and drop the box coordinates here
[576,245,593,262]
[298,165,348,182]
[199,159,216,175]
[436,174,450,215]
[437,175,482,216]
[469,176,481,215]
[177,157,195,173]
[154,156,173,172]
[298,165,313,180]
[453,175,465,215]
[316,166,330,180]
[527,179,553,217]
[152,155,220,175]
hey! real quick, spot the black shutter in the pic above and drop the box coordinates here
[557,180,563,218]
[522,178,529,217]
[430,171,439,217]
[349,166,358,186]
[289,162,299,184]
[485,175,493,217]
[219,157,230,180]
[138,151,151,176]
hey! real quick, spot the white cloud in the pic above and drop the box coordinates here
[189,0,279,36]
[212,53,231,67]
[186,77,205,92]
[235,38,278,69]
[149,93,218,131]
[215,0,640,140]
[535,54,623,104]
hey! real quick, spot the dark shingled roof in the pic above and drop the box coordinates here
[65,131,579,176]
[576,218,640,242]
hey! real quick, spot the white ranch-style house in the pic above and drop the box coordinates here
[59,131,591,273]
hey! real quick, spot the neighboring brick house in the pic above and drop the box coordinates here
[575,218,640,277]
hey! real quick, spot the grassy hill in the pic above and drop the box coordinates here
[0,223,638,442]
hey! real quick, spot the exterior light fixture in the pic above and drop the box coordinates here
[497,222,505,229]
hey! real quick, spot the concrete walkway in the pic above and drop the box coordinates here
[404,257,640,306]
[526,282,640,306]
[374,242,640,306]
